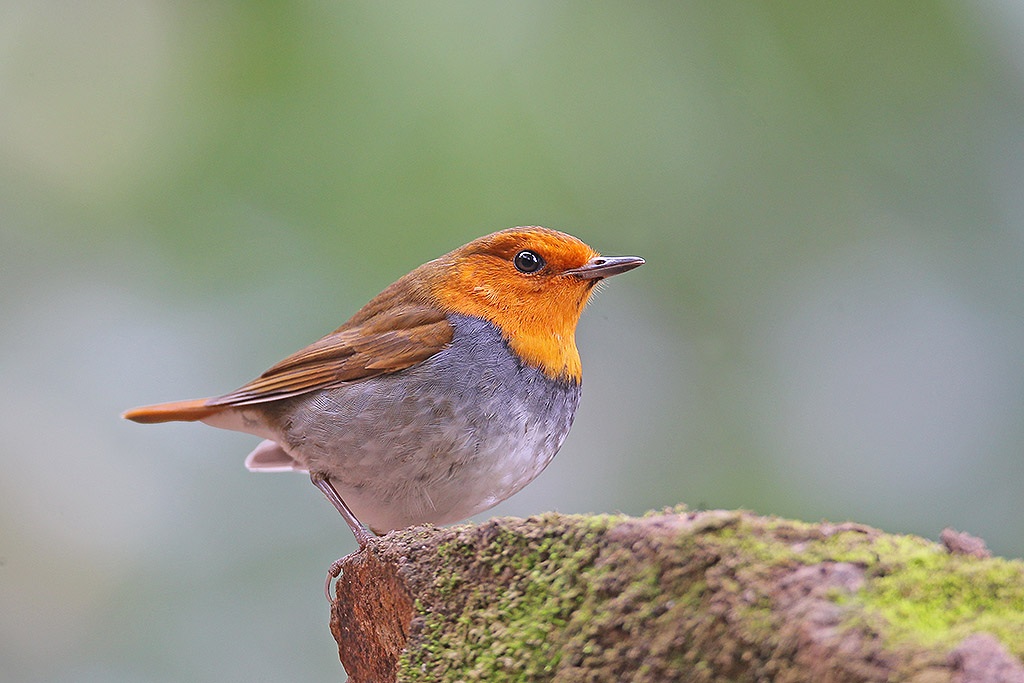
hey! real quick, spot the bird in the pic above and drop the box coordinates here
[124,226,644,552]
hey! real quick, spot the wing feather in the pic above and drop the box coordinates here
[207,306,452,407]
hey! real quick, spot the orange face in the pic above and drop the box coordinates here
[431,227,603,381]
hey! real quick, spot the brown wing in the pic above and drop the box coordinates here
[206,303,453,407]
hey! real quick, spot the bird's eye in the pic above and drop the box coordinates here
[513,250,545,274]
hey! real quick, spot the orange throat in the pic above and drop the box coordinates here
[505,324,582,383]
[433,278,592,383]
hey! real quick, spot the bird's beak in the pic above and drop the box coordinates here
[563,255,645,280]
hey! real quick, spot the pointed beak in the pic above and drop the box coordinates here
[563,255,645,280]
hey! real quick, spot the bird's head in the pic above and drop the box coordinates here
[428,226,644,381]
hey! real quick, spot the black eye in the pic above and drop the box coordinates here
[513,250,545,273]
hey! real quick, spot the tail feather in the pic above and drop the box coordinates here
[122,398,221,424]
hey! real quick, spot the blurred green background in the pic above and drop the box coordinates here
[3,2,1023,680]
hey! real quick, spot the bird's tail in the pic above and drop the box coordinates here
[122,398,221,424]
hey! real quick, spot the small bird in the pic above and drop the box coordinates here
[124,226,643,551]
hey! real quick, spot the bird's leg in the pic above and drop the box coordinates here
[310,471,375,600]
[310,471,374,546]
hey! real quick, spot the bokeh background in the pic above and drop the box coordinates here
[3,2,1023,680]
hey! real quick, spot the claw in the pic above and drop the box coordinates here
[324,558,345,601]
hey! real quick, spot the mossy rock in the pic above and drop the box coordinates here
[330,509,1024,682]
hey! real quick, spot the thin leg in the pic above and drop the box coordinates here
[311,471,374,547]
[311,471,375,601]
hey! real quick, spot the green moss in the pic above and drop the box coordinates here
[400,514,622,681]
[850,539,1024,655]
[390,511,1024,681]
[660,514,1024,660]
[428,513,733,679]
[720,517,1024,657]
